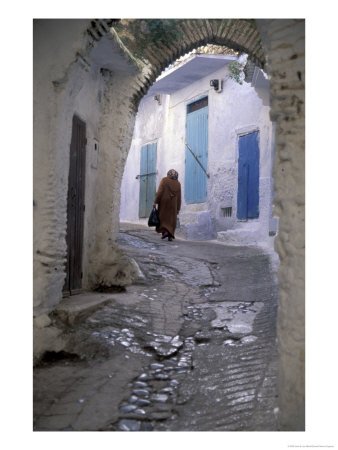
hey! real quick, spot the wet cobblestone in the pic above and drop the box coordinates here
[33,225,279,431]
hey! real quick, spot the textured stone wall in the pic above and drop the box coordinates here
[112,19,266,108]
[87,69,140,289]
[256,19,305,430]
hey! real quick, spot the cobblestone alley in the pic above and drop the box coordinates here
[33,223,279,431]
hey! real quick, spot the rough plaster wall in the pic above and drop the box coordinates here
[87,69,141,289]
[33,20,141,361]
[33,19,93,316]
[34,21,117,310]
[33,19,105,360]
[256,19,305,430]
[56,66,107,291]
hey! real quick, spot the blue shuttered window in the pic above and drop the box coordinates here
[139,142,157,218]
[185,97,208,203]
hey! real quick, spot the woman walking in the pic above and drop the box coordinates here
[153,169,181,241]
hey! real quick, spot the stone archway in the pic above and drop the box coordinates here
[90,19,269,287]
[33,18,304,431]
[91,21,305,431]
[110,19,266,105]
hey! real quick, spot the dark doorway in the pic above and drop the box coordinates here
[63,115,87,296]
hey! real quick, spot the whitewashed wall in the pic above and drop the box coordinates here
[34,20,107,359]
[34,20,140,361]
[34,20,105,315]
[120,64,274,245]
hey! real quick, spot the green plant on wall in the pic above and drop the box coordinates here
[228,60,245,85]
[146,19,181,45]
[113,19,183,60]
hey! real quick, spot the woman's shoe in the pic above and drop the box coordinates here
[161,231,169,239]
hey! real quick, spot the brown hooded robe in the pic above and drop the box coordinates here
[154,177,181,237]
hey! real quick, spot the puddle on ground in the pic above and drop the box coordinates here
[196,301,264,334]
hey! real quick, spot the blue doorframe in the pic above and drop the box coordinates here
[185,96,208,203]
[237,131,260,220]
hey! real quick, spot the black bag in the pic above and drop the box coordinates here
[148,207,160,227]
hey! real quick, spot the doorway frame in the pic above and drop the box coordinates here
[63,114,87,297]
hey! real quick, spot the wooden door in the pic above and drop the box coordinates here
[237,131,260,220]
[185,96,208,203]
[139,142,157,218]
[63,115,87,296]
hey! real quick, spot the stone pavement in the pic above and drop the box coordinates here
[33,223,279,431]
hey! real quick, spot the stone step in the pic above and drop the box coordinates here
[55,292,115,326]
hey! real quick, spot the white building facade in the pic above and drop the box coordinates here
[120,54,277,246]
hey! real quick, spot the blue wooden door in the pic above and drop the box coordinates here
[237,131,260,220]
[139,142,157,218]
[185,97,208,203]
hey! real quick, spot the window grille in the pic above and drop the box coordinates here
[221,207,232,217]
[187,96,208,114]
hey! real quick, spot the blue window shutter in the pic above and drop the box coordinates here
[139,143,157,218]
[185,102,208,203]
[139,145,148,218]
[146,142,157,217]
